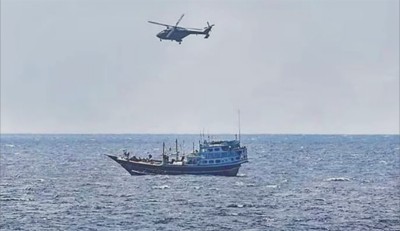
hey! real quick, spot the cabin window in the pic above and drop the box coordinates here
[214,148,220,151]
[231,158,234,161]
[202,161,207,164]
[209,160,214,164]
[216,160,221,163]
[208,148,213,152]
[235,157,240,160]
[222,146,228,151]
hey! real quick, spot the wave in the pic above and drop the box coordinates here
[325,177,350,182]
[0,197,34,202]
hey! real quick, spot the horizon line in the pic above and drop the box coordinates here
[1,132,399,136]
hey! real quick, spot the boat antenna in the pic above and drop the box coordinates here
[163,142,165,155]
[238,109,241,143]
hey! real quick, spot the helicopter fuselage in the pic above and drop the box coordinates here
[156,28,205,43]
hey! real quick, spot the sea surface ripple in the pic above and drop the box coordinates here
[1,134,399,230]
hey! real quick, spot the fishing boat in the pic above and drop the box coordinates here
[107,138,248,176]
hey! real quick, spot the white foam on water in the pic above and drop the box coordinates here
[266,184,278,188]
[152,185,169,189]
[325,177,350,182]
[235,181,244,186]
[227,203,244,208]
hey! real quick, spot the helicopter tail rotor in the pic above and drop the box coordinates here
[204,22,214,39]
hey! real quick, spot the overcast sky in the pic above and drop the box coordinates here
[1,0,399,134]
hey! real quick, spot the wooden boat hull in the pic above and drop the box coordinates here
[107,155,242,176]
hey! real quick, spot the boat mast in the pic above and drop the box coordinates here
[162,142,165,164]
[175,139,179,160]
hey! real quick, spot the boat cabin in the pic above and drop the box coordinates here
[185,140,247,166]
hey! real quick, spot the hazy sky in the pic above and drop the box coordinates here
[1,0,399,134]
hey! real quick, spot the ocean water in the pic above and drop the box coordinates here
[0,134,399,231]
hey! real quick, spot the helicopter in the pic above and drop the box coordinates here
[148,14,214,44]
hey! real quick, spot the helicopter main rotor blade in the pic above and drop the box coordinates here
[175,14,185,27]
[186,27,203,31]
[148,21,173,27]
